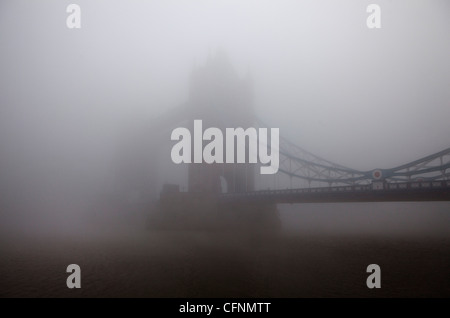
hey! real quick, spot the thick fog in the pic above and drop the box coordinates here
[0,0,449,237]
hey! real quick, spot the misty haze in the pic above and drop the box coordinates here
[0,0,449,298]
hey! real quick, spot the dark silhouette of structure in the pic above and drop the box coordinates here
[186,50,255,194]
[114,52,450,230]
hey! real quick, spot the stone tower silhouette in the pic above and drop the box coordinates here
[187,51,255,193]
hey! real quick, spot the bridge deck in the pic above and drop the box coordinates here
[220,181,450,203]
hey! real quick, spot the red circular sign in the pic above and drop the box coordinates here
[372,170,382,180]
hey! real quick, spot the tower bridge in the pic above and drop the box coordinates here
[117,52,450,221]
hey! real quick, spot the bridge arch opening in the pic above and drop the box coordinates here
[220,175,228,193]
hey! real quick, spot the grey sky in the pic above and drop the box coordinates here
[0,0,449,194]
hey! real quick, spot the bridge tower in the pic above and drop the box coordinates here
[187,51,255,194]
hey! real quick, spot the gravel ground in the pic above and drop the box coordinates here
[1,230,449,298]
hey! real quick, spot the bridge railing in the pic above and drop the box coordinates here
[220,180,450,198]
